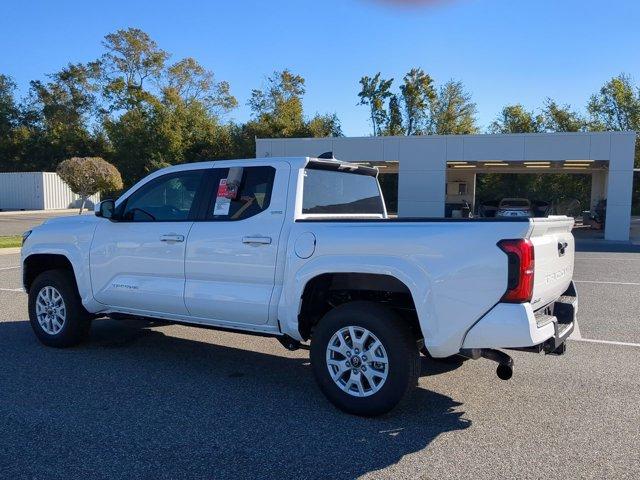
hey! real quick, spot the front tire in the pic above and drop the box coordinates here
[310,301,420,416]
[28,269,92,348]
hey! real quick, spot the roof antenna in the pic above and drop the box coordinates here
[318,151,334,159]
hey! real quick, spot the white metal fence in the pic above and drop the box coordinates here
[0,172,100,211]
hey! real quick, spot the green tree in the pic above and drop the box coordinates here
[164,57,237,116]
[0,74,22,170]
[249,69,306,137]
[588,74,640,166]
[588,74,640,211]
[542,99,586,132]
[384,95,404,135]
[588,74,640,133]
[20,63,107,171]
[429,80,478,134]
[399,68,435,135]
[358,73,393,136]
[99,28,169,111]
[306,113,342,138]
[246,69,341,148]
[489,104,543,133]
[56,156,123,213]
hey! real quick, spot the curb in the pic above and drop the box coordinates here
[0,209,82,216]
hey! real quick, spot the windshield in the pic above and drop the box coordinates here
[500,199,530,208]
[302,168,384,215]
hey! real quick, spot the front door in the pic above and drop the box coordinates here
[184,163,288,326]
[90,169,206,316]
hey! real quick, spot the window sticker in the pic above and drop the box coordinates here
[213,179,231,216]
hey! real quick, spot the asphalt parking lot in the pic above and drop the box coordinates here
[0,248,639,479]
[0,210,87,237]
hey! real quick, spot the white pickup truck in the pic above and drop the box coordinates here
[21,157,577,416]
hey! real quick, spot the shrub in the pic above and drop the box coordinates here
[56,157,123,213]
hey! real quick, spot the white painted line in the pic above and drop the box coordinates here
[574,280,640,286]
[0,266,19,271]
[575,257,640,261]
[569,338,640,348]
[0,288,24,293]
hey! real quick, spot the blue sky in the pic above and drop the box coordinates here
[1,0,639,136]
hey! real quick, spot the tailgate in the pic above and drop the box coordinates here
[527,216,575,310]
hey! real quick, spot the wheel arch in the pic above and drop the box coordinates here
[23,253,77,294]
[295,271,422,342]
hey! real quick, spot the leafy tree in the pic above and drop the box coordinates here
[164,57,237,116]
[588,74,640,133]
[21,63,107,171]
[246,69,341,147]
[56,157,123,213]
[588,74,640,167]
[489,104,543,133]
[358,73,393,136]
[429,80,478,134]
[0,74,22,170]
[399,68,435,135]
[0,74,19,138]
[248,69,306,137]
[542,99,586,132]
[306,113,342,138]
[588,74,640,211]
[99,28,169,111]
[385,95,404,135]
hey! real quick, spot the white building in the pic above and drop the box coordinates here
[256,131,636,241]
[0,172,100,211]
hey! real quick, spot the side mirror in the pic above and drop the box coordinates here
[95,199,116,219]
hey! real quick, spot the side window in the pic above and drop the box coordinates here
[121,171,204,222]
[207,166,275,221]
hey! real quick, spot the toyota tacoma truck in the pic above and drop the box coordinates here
[21,157,577,416]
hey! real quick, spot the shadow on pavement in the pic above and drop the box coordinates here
[573,226,640,253]
[0,319,470,480]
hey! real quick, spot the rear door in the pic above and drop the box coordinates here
[528,216,575,309]
[90,169,206,315]
[184,162,289,326]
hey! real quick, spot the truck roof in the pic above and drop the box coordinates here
[151,157,377,177]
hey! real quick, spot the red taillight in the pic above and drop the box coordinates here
[498,239,534,303]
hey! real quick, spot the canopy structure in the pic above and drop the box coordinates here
[257,132,636,241]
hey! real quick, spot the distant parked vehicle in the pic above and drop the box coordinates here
[478,200,499,218]
[496,198,533,218]
[531,200,551,218]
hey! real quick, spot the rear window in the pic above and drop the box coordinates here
[302,169,384,215]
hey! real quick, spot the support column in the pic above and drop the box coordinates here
[397,137,446,217]
[604,133,635,241]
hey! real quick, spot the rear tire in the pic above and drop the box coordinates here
[28,269,92,348]
[310,301,420,416]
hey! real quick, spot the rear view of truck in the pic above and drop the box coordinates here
[461,216,577,376]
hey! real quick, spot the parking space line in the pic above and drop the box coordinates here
[0,266,19,271]
[574,280,640,286]
[569,338,640,348]
[574,257,640,261]
[0,288,23,293]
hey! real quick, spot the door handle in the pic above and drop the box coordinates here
[160,234,185,243]
[242,236,272,245]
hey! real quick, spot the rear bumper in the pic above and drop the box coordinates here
[461,282,578,353]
